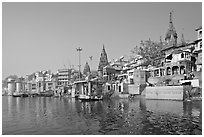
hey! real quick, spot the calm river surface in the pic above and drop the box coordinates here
[2,96,202,135]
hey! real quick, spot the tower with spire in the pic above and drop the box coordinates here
[180,33,186,45]
[83,62,91,76]
[98,45,109,77]
[165,11,177,45]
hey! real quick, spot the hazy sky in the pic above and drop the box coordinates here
[2,2,202,79]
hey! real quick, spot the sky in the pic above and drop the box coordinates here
[2,2,202,79]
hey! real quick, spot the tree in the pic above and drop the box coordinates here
[131,39,164,65]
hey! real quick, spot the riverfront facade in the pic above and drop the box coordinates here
[3,12,202,99]
[2,3,202,135]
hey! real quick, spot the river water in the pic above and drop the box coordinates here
[2,96,202,135]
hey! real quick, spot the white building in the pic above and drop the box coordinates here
[57,69,71,86]
[194,26,202,71]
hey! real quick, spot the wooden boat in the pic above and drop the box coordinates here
[22,93,29,97]
[74,80,103,101]
[29,93,39,97]
[39,90,54,97]
[78,94,103,101]
[12,93,23,97]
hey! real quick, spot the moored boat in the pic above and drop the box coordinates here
[22,93,29,97]
[39,90,54,97]
[78,94,103,101]
[12,92,23,97]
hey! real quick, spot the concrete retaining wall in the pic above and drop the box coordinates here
[128,84,147,95]
[128,85,140,95]
[118,94,129,98]
[145,86,184,100]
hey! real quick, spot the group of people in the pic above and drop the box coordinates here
[184,72,195,80]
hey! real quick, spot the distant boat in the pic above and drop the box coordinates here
[39,90,54,97]
[22,93,29,97]
[78,94,103,101]
[12,92,23,97]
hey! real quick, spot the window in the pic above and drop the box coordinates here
[32,84,36,90]
[119,86,121,92]
[200,42,202,48]
[154,69,159,77]
[181,53,184,58]
[199,30,202,38]
[130,78,134,84]
[167,67,171,75]
[160,69,163,76]
[107,85,111,90]
[129,72,133,76]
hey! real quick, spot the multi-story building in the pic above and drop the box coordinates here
[57,68,71,87]
[147,12,202,86]
[194,26,202,71]
[24,70,53,94]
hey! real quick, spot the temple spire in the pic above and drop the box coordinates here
[168,11,174,30]
[83,62,91,76]
[169,11,172,23]
[160,36,162,44]
[165,11,177,45]
[98,45,109,77]
[181,33,185,44]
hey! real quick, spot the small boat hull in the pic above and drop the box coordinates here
[12,94,22,97]
[12,92,23,97]
[78,95,103,101]
[22,94,29,97]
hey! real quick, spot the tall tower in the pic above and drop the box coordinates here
[180,33,186,44]
[98,45,109,77]
[165,12,177,45]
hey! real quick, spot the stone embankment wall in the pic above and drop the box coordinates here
[145,86,184,100]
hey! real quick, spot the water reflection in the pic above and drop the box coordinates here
[2,96,202,135]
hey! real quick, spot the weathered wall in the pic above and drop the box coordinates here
[16,82,21,93]
[128,85,140,95]
[8,82,15,95]
[145,86,183,100]
[128,84,146,95]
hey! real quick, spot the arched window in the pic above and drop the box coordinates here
[181,53,184,58]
